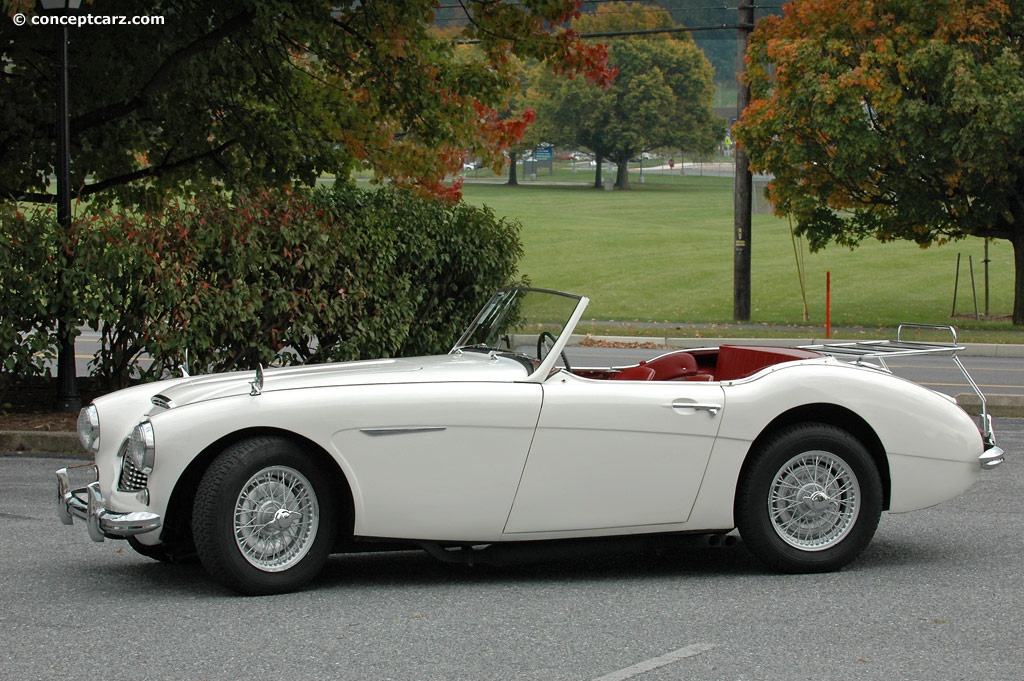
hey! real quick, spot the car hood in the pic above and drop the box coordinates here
[152,352,528,408]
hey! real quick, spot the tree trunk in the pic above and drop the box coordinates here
[507,151,518,186]
[1013,230,1024,324]
[1007,197,1024,325]
[593,154,603,189]
[615,154,631,190]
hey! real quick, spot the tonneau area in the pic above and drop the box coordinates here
[714,345,823,381]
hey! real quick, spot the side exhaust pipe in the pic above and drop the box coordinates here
[418,532,738,567]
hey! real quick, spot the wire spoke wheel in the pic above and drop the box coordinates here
[192,437,337,595]
[769,450,860,551]
[233,466,320,572]
[736,423,882,574]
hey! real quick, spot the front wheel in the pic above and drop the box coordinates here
[192,436,337,595]
[735,423,882,573]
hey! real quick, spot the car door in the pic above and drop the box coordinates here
[503,375,725,534]
[333,382,543,541]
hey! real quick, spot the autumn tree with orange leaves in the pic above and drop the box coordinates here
[1,0,613,208]
[734,0,1024,324]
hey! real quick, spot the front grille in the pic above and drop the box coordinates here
[117,441,149,492]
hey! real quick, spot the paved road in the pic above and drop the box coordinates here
[3,419,1021,681]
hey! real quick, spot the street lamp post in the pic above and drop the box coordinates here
[41,0,82,411]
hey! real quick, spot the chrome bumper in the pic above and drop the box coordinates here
[979,415,1005,469]
[56,466,162,542]
[980,446,1004,469]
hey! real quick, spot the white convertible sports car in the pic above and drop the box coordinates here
[57,287,1004,595]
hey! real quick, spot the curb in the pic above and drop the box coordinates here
[0,431,83,458]
[955,393,1024,419]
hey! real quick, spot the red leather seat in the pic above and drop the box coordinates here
[612,365,656,381]
[643,352,700,380]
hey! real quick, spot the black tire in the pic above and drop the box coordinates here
[735,423,882,574]
[192,436,337,595]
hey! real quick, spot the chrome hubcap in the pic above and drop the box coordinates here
[233,466,319,572]
[769,450,860,551]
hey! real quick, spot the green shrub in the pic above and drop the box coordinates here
[0,206,62,400]
[50,184,522,390]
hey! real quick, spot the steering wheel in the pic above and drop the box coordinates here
[537,330,571,373]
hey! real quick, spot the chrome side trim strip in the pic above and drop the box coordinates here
[360,427,447,437]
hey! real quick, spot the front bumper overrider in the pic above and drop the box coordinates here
[56,465,162,542]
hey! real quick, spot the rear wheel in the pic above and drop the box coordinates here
[192,436,336,595]
[736,423,882,573]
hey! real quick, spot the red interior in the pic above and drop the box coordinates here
[599,346,822,382]
[713,345,823,381]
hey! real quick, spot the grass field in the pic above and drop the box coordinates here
[459,175,1019,340]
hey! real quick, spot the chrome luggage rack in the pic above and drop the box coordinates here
[803,324,996,445]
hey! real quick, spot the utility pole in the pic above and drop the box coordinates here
[733,0,754,322]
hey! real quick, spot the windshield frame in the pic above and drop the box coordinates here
[452,287,589,382]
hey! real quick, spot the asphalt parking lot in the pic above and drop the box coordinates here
[2,418,1021,681]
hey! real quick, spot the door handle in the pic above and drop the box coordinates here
[671,400,722,416]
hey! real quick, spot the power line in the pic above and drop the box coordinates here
[433,1,782,24]
[577,26,745,37]
[435,1,780,9]
[452,24,746,44]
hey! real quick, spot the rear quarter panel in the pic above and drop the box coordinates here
[690,360,982,525]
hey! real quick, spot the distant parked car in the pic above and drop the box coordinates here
[558,151,592,161]
[57,287,1005,595]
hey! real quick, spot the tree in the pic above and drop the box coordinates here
[498,59,543,187]
[1,0,613,207]
[533,2,720,189]
[734,0,1024,324]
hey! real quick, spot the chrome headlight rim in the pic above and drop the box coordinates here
[128,421,156,475]
[77,405,100,452]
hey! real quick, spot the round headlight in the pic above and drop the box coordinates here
[128,421,156,474]
[77,405,100,452]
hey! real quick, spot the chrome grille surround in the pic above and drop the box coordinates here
[117,440,149,492]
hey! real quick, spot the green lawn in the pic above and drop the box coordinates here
[459,178,1019,338]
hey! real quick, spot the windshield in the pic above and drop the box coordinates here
[453,288,584,359]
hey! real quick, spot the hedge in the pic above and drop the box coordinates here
[0,184,523,395]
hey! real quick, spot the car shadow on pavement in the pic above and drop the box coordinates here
[314,540,767,590]
[74,533,972,597]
